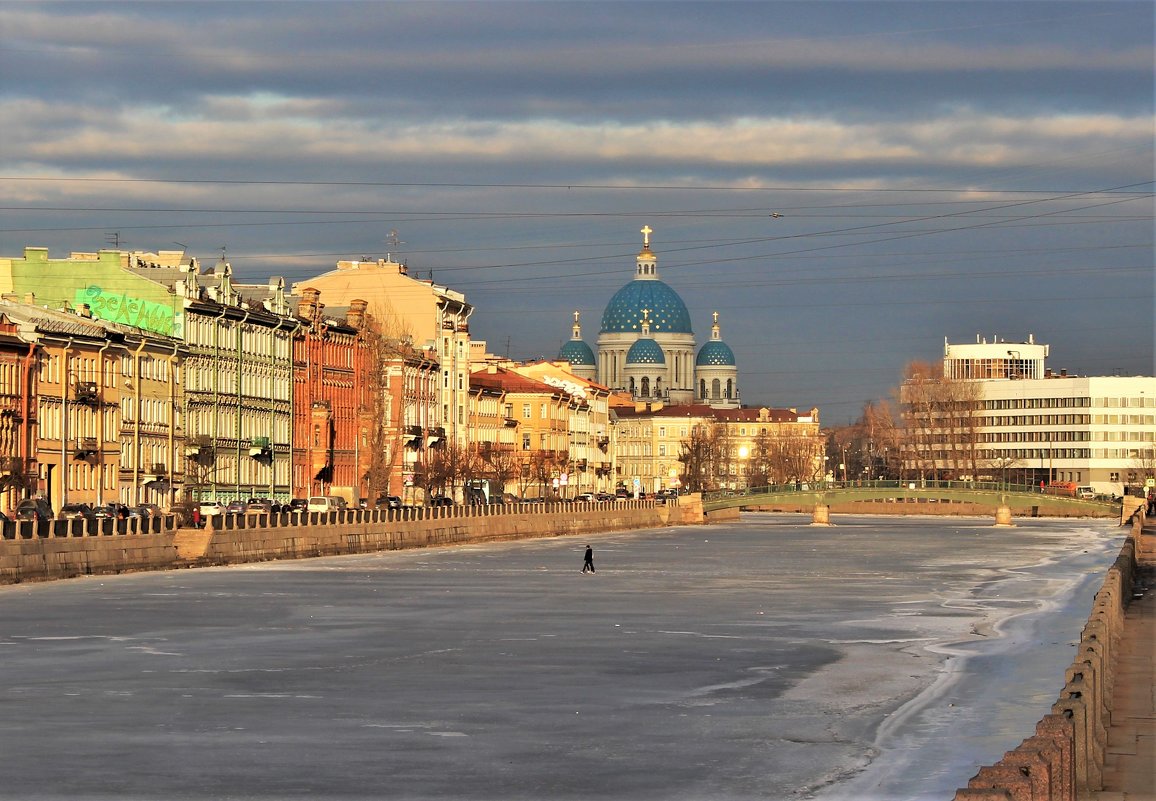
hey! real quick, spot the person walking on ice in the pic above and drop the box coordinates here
[582,545,595,574]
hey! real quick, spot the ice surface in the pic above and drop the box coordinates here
[0,514,1122,801]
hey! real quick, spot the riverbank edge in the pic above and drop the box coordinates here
[949,498,1152,801]
[0,495,708,585]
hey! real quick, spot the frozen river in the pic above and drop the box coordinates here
[0,514,1122,801]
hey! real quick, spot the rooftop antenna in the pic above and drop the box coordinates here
[386,229,406,262]
[105,231,123,248]
[173,241,188,251]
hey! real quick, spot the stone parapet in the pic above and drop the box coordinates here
[952,509,1147,801]
[0,496,705,584]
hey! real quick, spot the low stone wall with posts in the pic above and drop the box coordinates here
[0,496,704,584]
[951,506,1148,801]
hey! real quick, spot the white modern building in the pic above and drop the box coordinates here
[905,336,1156,495]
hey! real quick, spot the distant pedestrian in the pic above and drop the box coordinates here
[582,545,595,574]
[192,507,202,529]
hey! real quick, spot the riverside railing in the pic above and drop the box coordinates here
[0,498,656,540]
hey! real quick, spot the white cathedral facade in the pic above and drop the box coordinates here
[559,226,740,408]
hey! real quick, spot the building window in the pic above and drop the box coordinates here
[522,403,532,419]
[522,434,531,450]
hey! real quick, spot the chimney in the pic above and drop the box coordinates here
[79,304,93,318]
[297,287,321,321]
[24,293,34,305]
[345,298,368,330]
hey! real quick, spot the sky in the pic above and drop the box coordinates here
[2,0,1153,423]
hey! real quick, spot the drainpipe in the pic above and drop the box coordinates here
[210,304,229,500]
[287,320,303,501]
[235,308,251,500]
[94,339,111,505]
[269,323,277,502]
[60,338,74,509]
[167,341,179,507]
[130,339,147,505]
[18,340,36,507]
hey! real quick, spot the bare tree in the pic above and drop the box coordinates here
[485,448,522,498]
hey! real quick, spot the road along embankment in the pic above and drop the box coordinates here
[0,495,705,584]
[949,502,1153,801]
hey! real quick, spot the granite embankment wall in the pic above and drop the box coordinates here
[743,498,1116,518]
[951,496,1151,801]
[0,495,705,584]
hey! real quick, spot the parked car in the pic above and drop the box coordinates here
[15,498,53,521]
[91,502,131,520]
[1076,486,1096,499]
[136,503,164,518]
[427,495,454,507]
[246,499,275,514]
[594,492,615,501]
[199,500,225,518]
[286,498,309,514]
[615,488,629,499]
[59,503,96,520]
[576,492,595,502]
[306,496,347,513]
[225,500,248,515]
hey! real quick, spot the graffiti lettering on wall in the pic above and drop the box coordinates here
[74,286,180,337]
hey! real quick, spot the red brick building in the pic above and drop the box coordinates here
[291,289,375,502]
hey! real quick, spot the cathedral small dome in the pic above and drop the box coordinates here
[601,280,693,335]
[626,338,666,365]
[559,339,596,366]
[696,340,736,367]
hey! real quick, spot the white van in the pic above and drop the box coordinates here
[1076,486,1096,499]
[306,496,348,513]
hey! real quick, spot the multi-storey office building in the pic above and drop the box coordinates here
[468,366,575,499]
[0,302,186,514]
[0,313,36,515]
[902,337,1156,495]
[511,361,614,496]
[614,401,822,494]
[291,290,376,502]
[179,264,295,504]
[293,257,474,450]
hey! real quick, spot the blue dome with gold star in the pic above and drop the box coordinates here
[601,280,693,335]
[559,338,596,366]
[696,340,736,366]
[626,338,666,365]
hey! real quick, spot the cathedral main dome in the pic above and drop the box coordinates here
[600,280,693,335]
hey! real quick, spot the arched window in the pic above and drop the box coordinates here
[699,379,707,399]
[629,377,636,394]
[711,378,721,399]
[641,377,650,397]
[726,379,733,399]
[655,377,662,397]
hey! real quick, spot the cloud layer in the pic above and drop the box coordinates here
[1,1,1152,416]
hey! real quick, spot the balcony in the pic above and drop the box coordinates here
[503,417,519,428]
[73,437,99,460]
[185,434,214,461]
[249,436,272,458]
[74,381,100,407]
[597,436,610,450]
